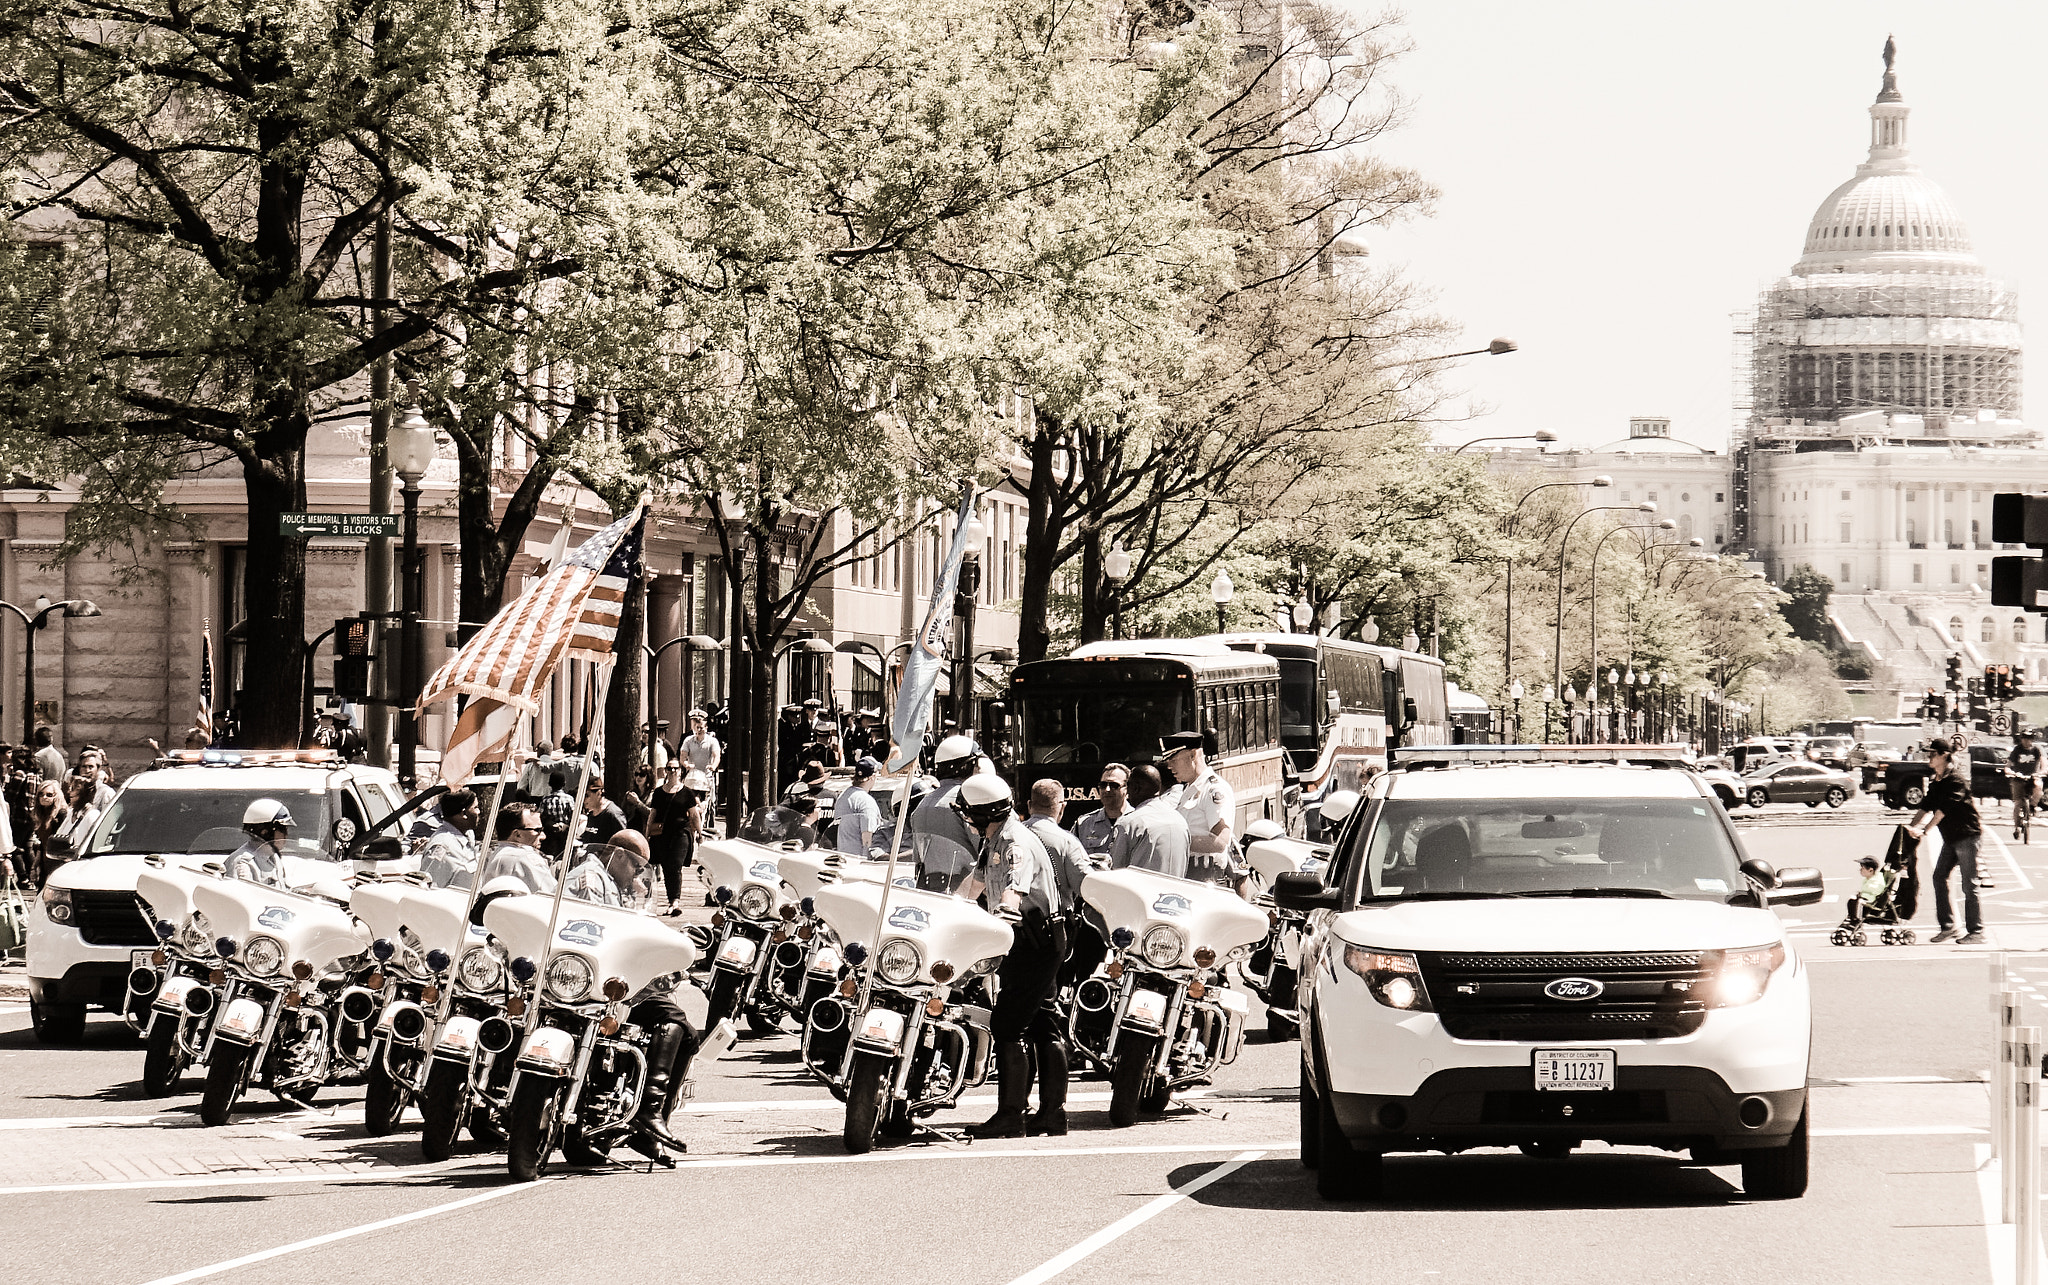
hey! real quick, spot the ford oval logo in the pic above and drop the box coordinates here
[1544,977,1604,1001]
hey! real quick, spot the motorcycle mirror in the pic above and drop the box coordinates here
[356,835,407,863]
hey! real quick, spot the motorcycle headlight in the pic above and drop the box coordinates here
[1341,944,1433,1012]
[243,935,286,977]
[456,945,506,993]
[1704,942,1787,1008]
[876,938,922,986]
[545,953,595,1003]
[1140,924,1186,970]
[180,913,215,957]
[737,885,774,920]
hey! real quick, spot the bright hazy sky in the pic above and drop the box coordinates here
[1368,1,2045,453]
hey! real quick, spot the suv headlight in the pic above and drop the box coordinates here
[545,953,595,1003]
[40,885,72,924]
[243,935,287,977]
[1140,924,1186,970]
[876,938,923,986]
[736,885,774,920]
[456,945,505,993]
[1704,942,1786,1007]
[1341,945,1433,1011]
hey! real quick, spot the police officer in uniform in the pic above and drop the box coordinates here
[225,799,294,887]
[954,774,1066,1139]
[909,734,983,892]
[1021,779,1095,1135]
[1161,730,1254,901]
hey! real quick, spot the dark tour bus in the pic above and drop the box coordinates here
[1005,642,1294,833]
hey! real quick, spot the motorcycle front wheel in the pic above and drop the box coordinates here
[705,970,743,1032]
[141,1018,186,1097]
[843,1051,892,1154]
[1265,966,1299,1042]
[364,1046,407,1136]
[1109,1035,1158,1128]
[419,1060,467,1162]
[508,1076,564,1182]
[201,1042,254,1127]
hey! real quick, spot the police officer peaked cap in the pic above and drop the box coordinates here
[1159,730,1204,755]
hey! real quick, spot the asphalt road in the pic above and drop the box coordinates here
[4,794,2045,1285]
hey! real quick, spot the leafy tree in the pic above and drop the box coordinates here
[1778,564,1835,645]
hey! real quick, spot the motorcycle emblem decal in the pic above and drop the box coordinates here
[257,906,296,929]
[558,920,606,946]
[1151,893,1191,918]
[1543,977,1604,1001]
[892,876,915,888]
[887,906,931,932]
[750,861,780,881]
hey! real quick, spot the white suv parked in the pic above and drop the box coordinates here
[26,752,409,1043]
[1277,745,1823,1202]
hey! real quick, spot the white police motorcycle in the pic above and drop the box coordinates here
[1073,868,1266,1127]
[773,849,916,1031]
[346,880,482,1135]
[132,859,221,1096]
[487,893,700,1181]
[193,875,370,1125]
[415,878,529,1162]
[696,837,798,1033]
[800,879,1011,1153]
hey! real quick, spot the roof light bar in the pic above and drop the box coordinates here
[1389,743,1695,771]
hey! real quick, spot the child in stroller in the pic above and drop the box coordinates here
[1831,855,1917,946]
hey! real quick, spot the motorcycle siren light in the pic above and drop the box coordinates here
[154,920,177,940]
[215,937,238,958]
[291,959,314,981]
[800,896,815,916]
[1193,946,1217,968]
[930,960,956,983]
[925,996,946,1017]
[425,949,452,974]
[509,956,538,983]
[844,941,869,966]
[780,902,799,922]
[371,938,396,961]
[714,885,734,905]
[1110,927,1136,951]
[602,976,630,1002]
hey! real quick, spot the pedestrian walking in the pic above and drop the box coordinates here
[834,757,884,856]
[1908,737,1985,945]
[30,726,64,783]
[649,769,707,914]
[539,770,576,857]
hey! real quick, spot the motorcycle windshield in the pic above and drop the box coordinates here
[1081,868,1270,958]
[194,879,365,971]
[484,895,697,992]
[810,882,1012,986]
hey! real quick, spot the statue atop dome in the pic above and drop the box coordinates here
[1877,35,1902,103]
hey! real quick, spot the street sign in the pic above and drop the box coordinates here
[1992,711,2013,736]
[280,512,400,538]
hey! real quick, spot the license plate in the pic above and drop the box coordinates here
[130,949,155,972]
[1533,1048,1615,1092]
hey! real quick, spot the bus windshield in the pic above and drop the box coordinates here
[1017,685,1189,766]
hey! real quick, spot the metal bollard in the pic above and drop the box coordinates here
[2020,1026,2041,1285]
[2001,990,2022,1166]
[2006,994,2024,1222]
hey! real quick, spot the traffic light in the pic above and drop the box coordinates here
[335,616,374,658]
[333,615,375,702]
[1972,690,1992,733]
[1989,663,2014,702]
[1921,688,1941,719]
[1992,493,2048,614]
[1947,653,1965,691]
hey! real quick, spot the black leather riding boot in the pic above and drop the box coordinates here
[1028,1037,1069,1136]
[970,1040,1032,1138]
[631,1022,689,1152]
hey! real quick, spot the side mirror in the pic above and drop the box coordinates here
[1273,870,1338,911]
[1403,697,1418,724]
[44,834,76,860]
[1769,866,1825,907]
[357,835,407,863]
[1739,857,1778,888]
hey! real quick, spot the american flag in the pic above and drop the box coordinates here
[196,622,214,737]
[418,505,645,783]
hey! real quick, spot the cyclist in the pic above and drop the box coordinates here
[2009,728,2043,841]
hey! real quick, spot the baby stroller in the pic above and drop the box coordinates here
[1830,827,1919,946]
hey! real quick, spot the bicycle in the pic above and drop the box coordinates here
[2015,777,2039,845]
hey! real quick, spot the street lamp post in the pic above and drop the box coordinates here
[956,514,987,732]
[644,635,723,766]
[1551,501,1657,722]
[1502,476,1610,726]
[1102,544,1131,641]
[391,408,437,790]
[1540,683,1554,745]
[1454,429,1557,454]
[1210,569,1234,634]
[1588,518,1674,719]
[1508,678,1524,743]
[714,492,749,827]
[3,596,102,743]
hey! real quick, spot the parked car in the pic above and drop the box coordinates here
[1847,741,1900,791]
[1698,764,1747,808]
[1805,736,1855,770]
[1739,761,1856,809]
[1970,744,2016,801]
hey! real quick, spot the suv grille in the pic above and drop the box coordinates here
[74,890,157,947]
[1417,950,1709,1042]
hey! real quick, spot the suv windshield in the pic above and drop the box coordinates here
[86,786,334,858]
[1355,797,1746,903]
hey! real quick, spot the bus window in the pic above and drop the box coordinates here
[1276,658,1319,744]
[1017,685,1190,765]
[1401,658,1448,726]
[1229,686,1247,751]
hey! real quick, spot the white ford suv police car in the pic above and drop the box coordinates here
[1276,745,1823,1202]
[26,751,408,1043]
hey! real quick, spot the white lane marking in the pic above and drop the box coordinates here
[1974,1143,2048,1285]
[1837,1075,1963,1083]
[0,1003,28,1015]
[680,1088,1241,1115]
[0,1158,497,1197]
[0,1114,172,1131]
[1813,1125,1984,1136]
[1006,1150,1264,1285]
[1985,830,2034,894]
[134,1178,541,1285]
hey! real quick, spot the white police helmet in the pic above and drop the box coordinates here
[933,734,981,777]
[242,798,296,832]
[1243,818,1287,842]
[953,773,1014,828]
[1320,790,1362,825]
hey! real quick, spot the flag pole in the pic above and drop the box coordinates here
[428,717,526,1038]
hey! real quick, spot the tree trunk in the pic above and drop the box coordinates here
[1076,529,1108,644]
[750,533,779,804]
[1018,423,1065,663]
[604,566,646,796]
[239,452,308,749]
